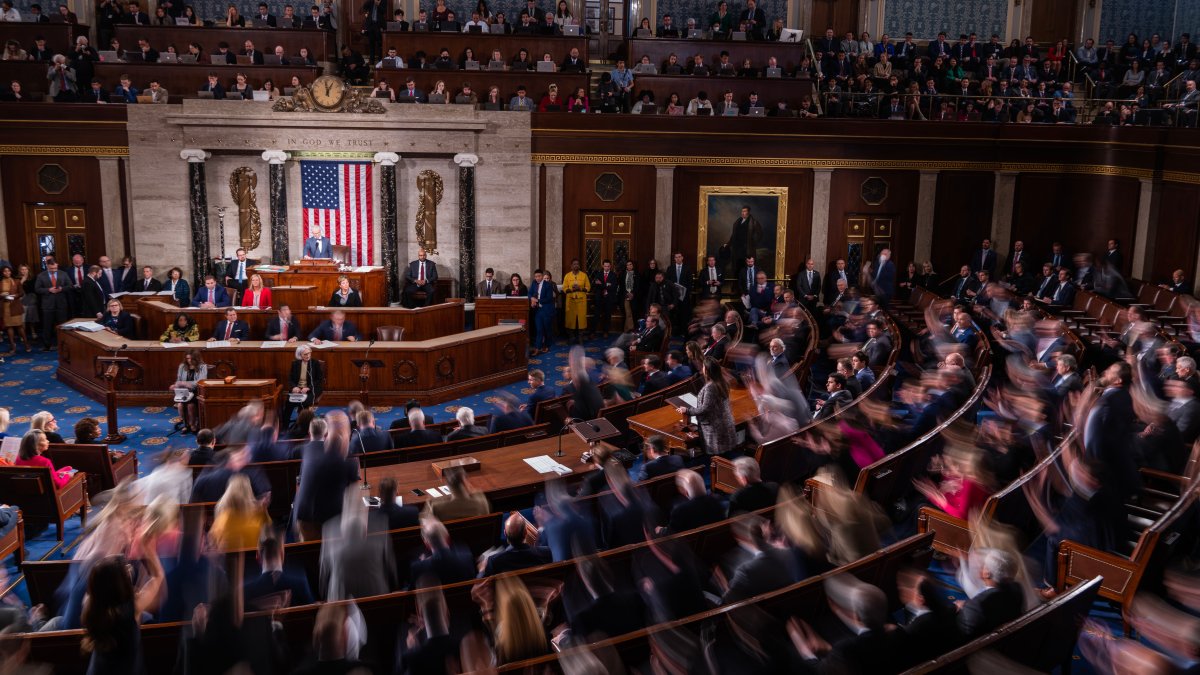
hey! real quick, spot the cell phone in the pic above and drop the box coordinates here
[411,488,425,497]
[362,496,381,508]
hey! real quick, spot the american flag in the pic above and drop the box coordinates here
[300,160,374,266]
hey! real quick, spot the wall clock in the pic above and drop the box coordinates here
[310,75,347,111]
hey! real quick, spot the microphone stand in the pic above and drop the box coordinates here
[557,417,578,458]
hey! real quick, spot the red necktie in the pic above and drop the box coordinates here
[51,274,57,290]
[76,268,83,284]
[418,262,425,283]
[280,320,287,338]
[208,289,214,303]
[225,323,232,339]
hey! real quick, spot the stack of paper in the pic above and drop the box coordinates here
[206,340,232,348]
[309,340,337,349]
[524,455,573,475]
[61,321,105,332]
[260,341,289,349]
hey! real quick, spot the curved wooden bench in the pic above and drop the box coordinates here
[44,443,138,500]
[0,466,87,541]
[0,508,23,566]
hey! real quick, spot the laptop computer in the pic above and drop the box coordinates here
[283,87,296,96]
[108,94,128,104]
[535,61,555,72]
[413,22,429,31]
[467,24,482,33]
[721,105,738,116]
[635,28,651,38]
[263,54,282,65]
[235,55,254,65]
[687,28,703,39]
[454,94,474,104]
[765,67,781,78]
[209,54,228,65]
[731,31,746,41]
[695,106,713,116]
[779,28,803,43]
[464,59,480,70]
[179,54,198,64]
[252,90,271,101]
[487,59,505,71]
[136,94,153,103]
[97,50,119,62]
[483,102,503,110]
[373,90,391,99]
[196,90,215,99]
[124,51,145,62]
[562,24,580,36]
[746,106,765,117]
[175,16,191,25]
[225,91,244,100]
[159,52,178,63]
[638,104,658,114]
[251,18,271,27]
[386,21,405,30]
[395,94,417,103]
[428,93,445,103]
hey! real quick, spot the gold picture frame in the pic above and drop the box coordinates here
[697,186,788,280]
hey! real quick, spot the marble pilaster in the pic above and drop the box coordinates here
[180,149,211,285]
[98,157,125,258]
[810,169,833,273]
[1133,178,1161,281]
[990,171,1018,255]
[454,153,480,301]
[654,166,674,264]
[544,163,565,272]
[374,152,401,304]
[913,170,938,265]
[0,161,8,260]
[261,150,290,265]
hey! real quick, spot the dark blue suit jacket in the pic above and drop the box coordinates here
[406,259,438,285]
[308,319,360,341]
[529,279,555,315]
[303,236,332,258]
[748,284,773,311]
[191,285,232,307]
[873,260,896,301]
[243,568,315,608]
[667,364,693,383]
[211,319,250,341]
[490,410,534,433]
[527,385,557,409]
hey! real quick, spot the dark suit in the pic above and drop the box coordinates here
[766,353,790,377]
[445,424,487,441]
[328,289,363,307]
[957,581,1024,638]
[291,441,360,525]
[211,319,249,341]
[265,316,300,340]
[815,389,853,420]
[404,258,437,306]
[950,275,980,301]
[1049,281,1076,306]
[99,311,136,339]
[591,268,620,334]
[350,426,392,452]
[634,323,665,352]
[529,278,555,350]
[392,428,442,449]
[308,319,359,341]
[81,277,106,318]
[704,335,729,361]
[284,358,324,424]
[476,278,501,297]
[635,454,683,482]
[409,544,475,588]
[666,494,724,534]
[721,547,795,603]
[252,13,277,26]
[970,249,997,276]
[728,481,778,515]
[480,542,551,577]
[373,502,420,532]
[824,268,852,304]
[696,264,722,300]
[871,259,896,303]
[489,410,534,433]
[861,334,892,367]
[302,236,332,258]
[665,263,692,332]
[133,276,162,292]
[1084,385,1139,545]
[793,268,821,308]
[191,285,232,307]
[639,369,671,395]
[243,568,314,608]
[1170,398,1200,445]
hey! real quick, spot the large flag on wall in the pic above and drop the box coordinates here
[300,160,374,266]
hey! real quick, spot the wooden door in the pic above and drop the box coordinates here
[809,0,859,36]
[581,212,634,279]
[1029,0,1077,44]
[843,214,895,283]
[25,204,91,270]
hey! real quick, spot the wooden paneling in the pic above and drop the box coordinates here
[624,37,810,71]
[0,23,89,52]
[1012,173,1139,269]
[809,0,859,36]
[931,172,994,278]
[1152,183,1200,285]
[1029,0,1078,44]
[113,25,338,63]
[374,69,586,100]
[561,164,658,272]
[627,74,814,109]
[826,169,919,275]
[0,61,320,100]
[0,103,127,149]
[383,32,589,65]
[1,156,108,266]
[672,167,814,281]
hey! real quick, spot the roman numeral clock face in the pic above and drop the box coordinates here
[311,75,345,110]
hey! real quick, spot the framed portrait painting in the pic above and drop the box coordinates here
[696,186,788,280]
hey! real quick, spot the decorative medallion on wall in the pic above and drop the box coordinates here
[272,75,386,113]
[435,356,455,380]
[501,341,519,364]
[37,164,68,194]
[393,360,418,384]
[210,361,237,379]
[594,173,624,201]
[860,177,888,206]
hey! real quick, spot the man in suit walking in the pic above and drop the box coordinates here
[665,252,691,338]
[871,248,896,305]
[209,308,249,342]
[528,269,555,354]
[792,257,821,311]
[302,224,332,258]
[591,259,619,338]
[1083,361,1140,546]
[957,549,1024,639]
[35,258,72,349]
[404,248,437,307]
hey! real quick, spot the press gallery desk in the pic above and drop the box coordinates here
[56,323,527,406]
[135,299,465,341]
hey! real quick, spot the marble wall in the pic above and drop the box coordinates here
[125,102,533,296]
[883,0,1007,41]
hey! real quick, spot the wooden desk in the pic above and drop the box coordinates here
[118,292,176,313]
[371,69,588,101]
[252,265,387,308]
[624,37,810,72]
[0,23,89,52]
[630,74,814,109]
[0,61,321,100]
[197,378,280,429]
[364,434,595,509]
[382,32,588,67]
[135,299,465,341]
[57,323,527,406]
[474,296,529,329]
[114,25,339,64]
[627,388,759,451]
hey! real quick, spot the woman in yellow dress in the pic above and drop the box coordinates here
[0,264,29,353]
[561,258,591,344]
[208,474,268,550]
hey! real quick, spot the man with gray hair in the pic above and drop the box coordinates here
[393,407,442,448]
[789,575,892,671]
[664,469,724,534]
[446,406,487,441]
[957,548,1023,638]
[728,456,778,515]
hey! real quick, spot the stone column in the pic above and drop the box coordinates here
[544,163,565,273]
[374,152,401,304]
[1133,178,1161,281]
[97,157,126,258]
[654,166,674,264]
[990,171,1018,254]
[180,149,211,285]
[530,163,541,266]
[261,150,290,265]
[0,160,8,260]
[453,153,480,301]
[810,169,833,273]
[913,171,938,264]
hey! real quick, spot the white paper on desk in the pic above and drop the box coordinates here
[676,393,699,408]
[108,291,128,298]
[0,436,20,463]
[309,340,337,349]
[490,294,509,299]
[260,341,288,348]
[62,321,105,332]
[156,290,175,296]
[353,266,376,273]
[127,291,157,296]
[206,340,232,348]
[426,487,443,498]
[524,455,572,475]
[160,341,192,348]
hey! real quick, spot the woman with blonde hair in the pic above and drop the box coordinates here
[209,474,268,550]
[493,576,549,663]
[0,407,9,441]
[241,273,272,308]
[30,410,64,443]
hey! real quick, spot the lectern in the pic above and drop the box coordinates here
[198,378,281,430]
[351,358,385,407]
[96,356,136,443]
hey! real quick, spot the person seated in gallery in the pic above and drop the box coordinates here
[210,307,250,343]
[191,275,232,308]
[200,72,227,100]
[308,309,359,341]
[266,304,300,342]
[404,248,437,307]
[98,298,136,339]
[302,224,332,259]
[477,268,502,297]
[283,344,323,427]
[328,275,362,307]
